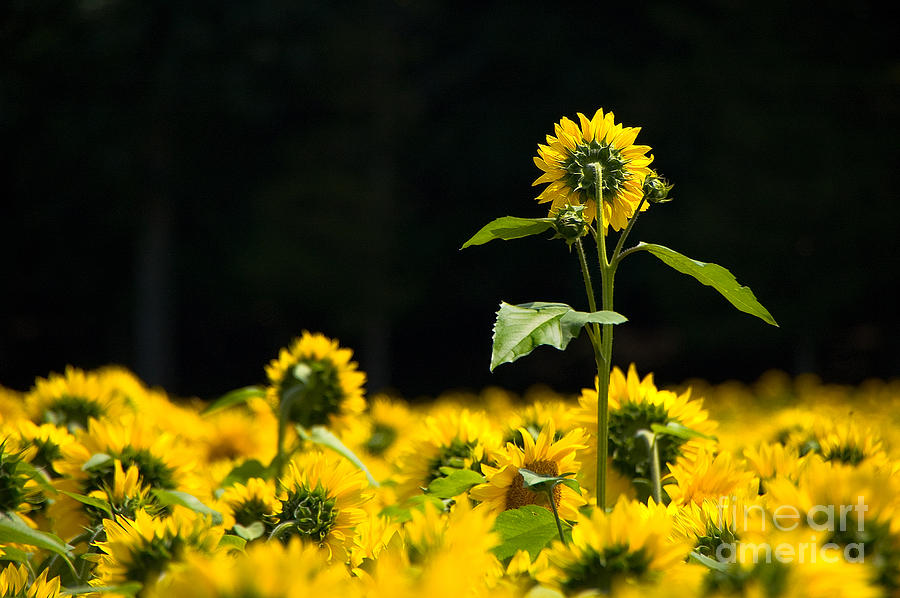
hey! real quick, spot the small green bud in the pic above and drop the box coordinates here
[643,170,673,204]
[552,204,588,246]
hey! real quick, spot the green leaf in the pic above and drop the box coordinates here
[426,469,485,499]
[461,216,555,249]
[491,301,627,371]
[151,490,223,526]
[0,546,30,562]
[59,491,113,518]
[203,385,266,415]
[634,243,778,326]
[492,505,562,561]
[297,426,380,488]
[0,512,73,562]
[689,550,732,573]
[82,452,113,471]
[650,422,717,441]
[62,583,142,596]
[219,534,249,551]
[232,522,265,541]
[221,459,270,488]
[518,468,581,495]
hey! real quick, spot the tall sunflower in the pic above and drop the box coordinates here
[0,564,61,598]
[534,108,653,231]
[470,422,587,520]
[265,331,366,430]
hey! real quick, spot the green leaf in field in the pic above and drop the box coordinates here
[650,422,717,441]
[59,491,113,518]
[219,534,249,551]
[461,216,555,249]
[297,426,380,487]
[0,512,73,562]
[221,459,270,488]
[151,489,223,525]
[203,386,266,415]
[425,469,485,498]
[62,583,142,596]
[518,468,580,495]
[82,453,113,472]
[232,522,265,541]
[0,546,30,562]
[492,505,562,561]
[634,243,778,326]
[689,550,732,572]
[491,301,627,371]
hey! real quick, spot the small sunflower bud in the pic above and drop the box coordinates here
[552,204,588,246]
[642,171,673,204]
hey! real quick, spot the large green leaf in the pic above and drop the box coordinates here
[151,489,223,525]
[491,301,627,371]
[425,468,485,498]
[461,216,554,249]
[491,505,562,561]
[635,243,778,326]
[202,386,266,415]
[0,512,73,562]
[297,426,380,487]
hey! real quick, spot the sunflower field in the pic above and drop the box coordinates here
[3,109,899,597]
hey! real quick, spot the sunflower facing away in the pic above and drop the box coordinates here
[0,564,61,598]
[534,108,653,231]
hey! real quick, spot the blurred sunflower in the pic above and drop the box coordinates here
[575,364,717,501]
[533,108,653,230]
[537,497,691,595]
[0,564,61,598]
[665,449,758,507]
[86,460,157,522]
[265,331,366,430]
[219,476,279,534]
[91,507,223,593]
[143,537,356,598]
[340,395,417,484]
[0,439,44,526]
[500,400,579,450]
[12,421,77,479]
[24,366,129,433]
[395,408,501,499]
[470,422,587,520]
[273,451,372,562]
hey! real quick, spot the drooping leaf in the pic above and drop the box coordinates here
[689,550,733,572]
[517,468,580,495]
[221,459,270,488]
[0,512,73,563]
[297,426,380,487]
[651,422,717,441]
[491,301,627,371]
[0,546,29,563]
[202,386,266,416]
[152,489,223,525]
[82,453,113,472]
[59,491,113,518]
[634,243,778,326]
[232,522,265,541]
[219,534,249,551]
[62,583,142,596]
[426,469,485,498]
[492,505,563,561]
[461,216,555,249]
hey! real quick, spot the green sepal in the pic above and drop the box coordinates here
[425,468,485,499]
[634,243,778,326]
[151,489,223,525]
[491,301,627,371]
[461,216,555,249]
[203,385,266,416]
[491,505,569,561]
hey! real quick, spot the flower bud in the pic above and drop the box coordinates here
[552,204,588,246]
[642,171,673,204]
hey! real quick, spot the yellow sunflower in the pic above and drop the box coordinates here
[91,507,224,593]
[537,496,692,595]
[340,394,417,484]
[0,564,61,598]
[273,450,373,562]
[533,108,654,231]
[575,364,717,501]
[264,331,366,430]
[0,438,44,524]
[470,421,587,520]
[219,476,279,533]
[665,449,758,507]
[23,366,130,433]
[143,537,357,598]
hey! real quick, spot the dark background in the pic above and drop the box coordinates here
[2,0,898,400]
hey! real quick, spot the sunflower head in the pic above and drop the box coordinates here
[0,564,62,598]
[534,109,653,231]
[220,477,279,531]
[265,332,366,430]
[0,439,44,516]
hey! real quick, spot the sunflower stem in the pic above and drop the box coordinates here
[546,485,568,547]
[575,238,604,364]
[611,195,648,264]
[636,430,662,504]
[591,163,614,512]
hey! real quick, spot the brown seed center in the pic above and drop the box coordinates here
[504,459,562,511]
